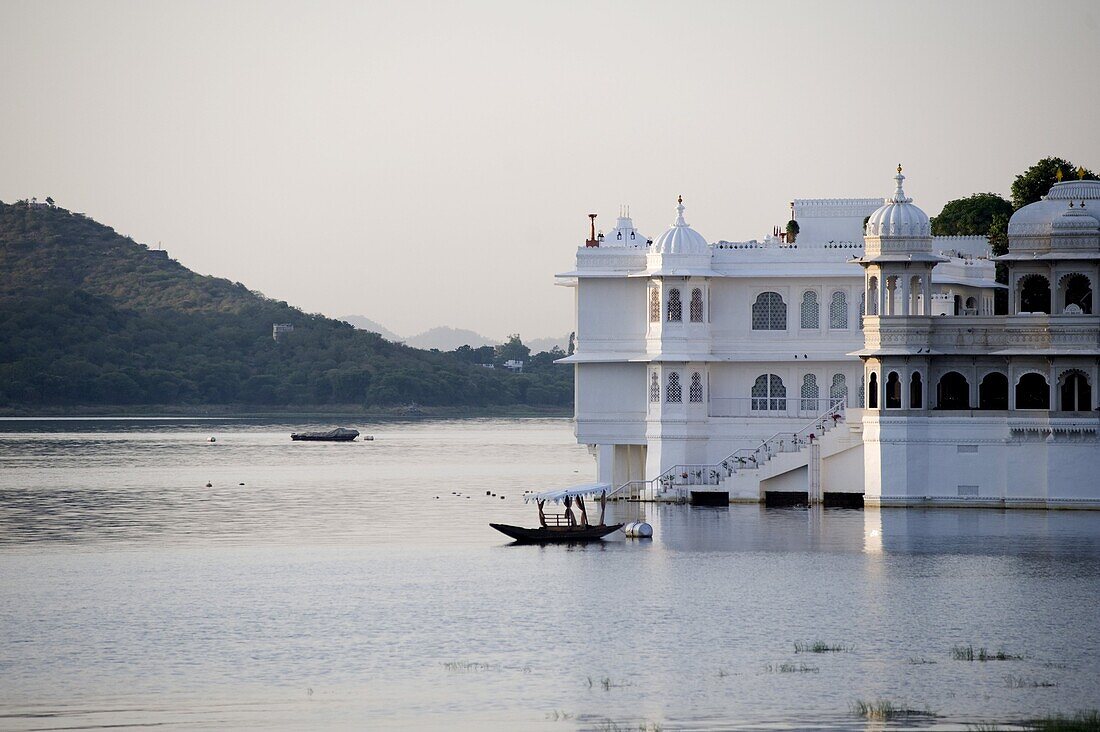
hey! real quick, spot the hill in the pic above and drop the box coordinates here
[339,314,403,343]
[405,326,495,351]
[0,200,572,410]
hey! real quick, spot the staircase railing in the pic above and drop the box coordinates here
[610,399,847,502]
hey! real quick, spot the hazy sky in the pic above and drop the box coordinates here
[3,1,1099,340]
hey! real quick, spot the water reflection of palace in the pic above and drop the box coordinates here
[560,169,1100,509]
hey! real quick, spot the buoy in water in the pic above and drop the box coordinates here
[205,482,213,488]
[208,437,216,443]
[625,521,653,539]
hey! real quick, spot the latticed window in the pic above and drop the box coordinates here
[649,287,661,323]
[830,291,848,329]
[859,292,866,330]
[649,371,660,402]
[800,291,819,329]
[751,374,786,411]
[667,289,682,322]
[689,372,703,402]
[800,374,819,411]
[751,292,787,331]
[689,288,704,322]
[858,374,865,407]
[666,371,682,403]
[830,373,848,405]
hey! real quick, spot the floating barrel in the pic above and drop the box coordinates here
[624,521,653,539]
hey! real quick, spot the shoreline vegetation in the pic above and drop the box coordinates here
[0,200,573,412]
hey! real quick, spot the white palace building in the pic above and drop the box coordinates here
[557,168,1100,509]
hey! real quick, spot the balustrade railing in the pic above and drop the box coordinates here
[611,399,847,502]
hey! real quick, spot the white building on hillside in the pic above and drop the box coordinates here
[558,167,1100,508]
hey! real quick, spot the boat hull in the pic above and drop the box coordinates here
[489,523,624,544]
[290,434,358,441]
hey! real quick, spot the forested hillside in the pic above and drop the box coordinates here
[0,200,571,410]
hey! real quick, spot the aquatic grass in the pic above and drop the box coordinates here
[764,662,819,673]
[441,661,498,672]
[591,720,663,731]
[1027,711,1100,731]
[851,699,935,720]
[951,645,1024,662]
[1005,675,1056,688]
[908,656,937,665]
[545,710,573,721]
[794,641,850,653]
[586,676,632,691]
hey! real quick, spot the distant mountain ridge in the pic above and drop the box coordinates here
[0,200,572,409]
[341,318,568,354]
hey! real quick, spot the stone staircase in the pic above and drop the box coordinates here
[611,401,855,503]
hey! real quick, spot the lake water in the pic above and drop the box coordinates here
[1,417,1098,731]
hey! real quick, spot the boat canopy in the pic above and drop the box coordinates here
[525,483,612,504]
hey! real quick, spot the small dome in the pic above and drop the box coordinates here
[1052,202,1099,233]
[864,166,931,238]
[653,197,709,255]
[1009,180,1100,236]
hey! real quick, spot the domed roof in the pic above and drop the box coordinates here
[1009,180,1100,236]
[653,197,709,255]
[1051,201,1099,233]
[864,166,931,238]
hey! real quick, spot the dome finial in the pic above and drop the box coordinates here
[892,164,907,202]
[675,195,686,225]
[1078,166,1087,181]
[1056,168,1064,182]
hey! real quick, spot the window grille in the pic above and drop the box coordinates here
[689,372,703,402]
[751,374,786,411]
[859,292,866,330]
[649,287,660,323]
[830,291,848,329]
[751,292,787,331]
[666,371,682,403]
[690,288,704,322]
[830,373,848,405]
[800,374,819,411]
[800,291,819,329]
[650,371,660,402]
[667,289,682,322]
[858,375,865,407]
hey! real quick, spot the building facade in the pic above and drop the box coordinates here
[560,169,1100,508]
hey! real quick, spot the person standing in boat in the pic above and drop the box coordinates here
[563,496,577,527]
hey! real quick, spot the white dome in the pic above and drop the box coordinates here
[1009,180,1100,236]
[864,166,931,238]
[653,197,709,255]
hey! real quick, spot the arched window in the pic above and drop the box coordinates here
[965,296,977,312]
[1019,274,1051,314]
[666,371,682,403]
[800,374,819,411]
[689,371,703,402]
[910,372,923,409]
[936,372,970,410]
[868,372,879,409]
[689,288,704,322]
[979,372,1008,409]
[800,291,819,329]
[667,289,682,322]
[649,287,661,323]
[859,292,866,330]
[650,371,661,403]
[908,276,922,315]
[1015,372,1049,410]
[752,292,787,331]
[866,277,879,316]
[751,374,786,411]
[830,291,848,329]
[885,372,901,409]
[1059,369,1092,412]
[1062,274,1093,314]
[830,373,848,406]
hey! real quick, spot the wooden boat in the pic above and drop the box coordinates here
[290,427,359,442]
[490,522,623,543]
[490,483,623,544]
